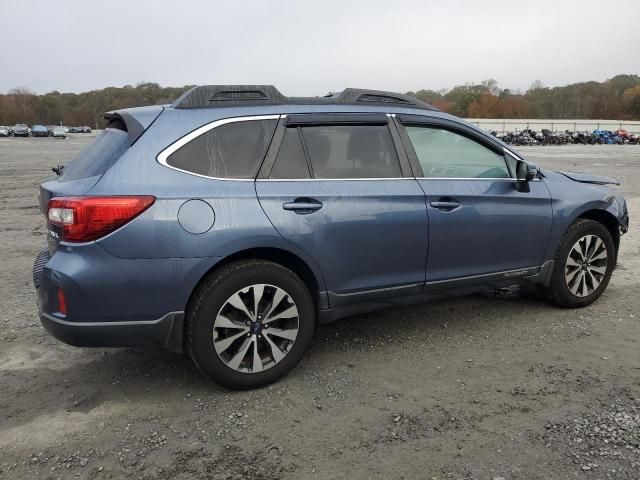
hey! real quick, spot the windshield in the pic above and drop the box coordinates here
[59,128,129,181]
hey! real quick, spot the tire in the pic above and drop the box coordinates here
[186,259,315,389]
[544,219,615,308]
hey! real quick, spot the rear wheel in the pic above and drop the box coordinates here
[544,219,615,307]
[186,260,315,389]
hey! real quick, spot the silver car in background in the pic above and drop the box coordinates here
[52,127,67,138]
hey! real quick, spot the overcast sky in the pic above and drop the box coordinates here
[1,0,639,95]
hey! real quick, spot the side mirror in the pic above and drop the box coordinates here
[516,160,538,182]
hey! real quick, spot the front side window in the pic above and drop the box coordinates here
[405,126,510,179]
[301,125,401,179]
[166,119,277,178]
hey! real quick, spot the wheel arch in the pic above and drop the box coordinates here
[185,246,327,317]
[577,208,620,256]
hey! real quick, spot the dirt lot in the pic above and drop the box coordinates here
[0,138,638,480]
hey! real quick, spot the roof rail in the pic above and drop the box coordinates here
[171,85,437,111]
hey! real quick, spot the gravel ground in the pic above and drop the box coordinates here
[0,137,638,480]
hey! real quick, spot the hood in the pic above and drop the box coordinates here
[557,171,619,186]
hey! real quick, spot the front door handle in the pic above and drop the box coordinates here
[283,198,323,214]
[430,198,460,211]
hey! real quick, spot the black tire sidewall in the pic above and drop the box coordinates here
[188,261,315,389]
[551,220,615,307]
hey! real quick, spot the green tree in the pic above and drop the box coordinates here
[622,85,640,117]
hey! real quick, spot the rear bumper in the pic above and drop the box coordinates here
[32,243,214,354]
[40,310,185,353]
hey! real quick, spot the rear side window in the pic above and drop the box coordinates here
[405,126,510,179]
[166,119,277,178]
[301,125,400,179]
[59,128,129,181]
[269,128,310,179]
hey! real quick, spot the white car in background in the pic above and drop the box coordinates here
[52,127,67,138]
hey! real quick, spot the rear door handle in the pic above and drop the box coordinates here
[283,198,323,214]
[430,199,460,210]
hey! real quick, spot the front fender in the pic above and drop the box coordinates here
[543,176,625,261]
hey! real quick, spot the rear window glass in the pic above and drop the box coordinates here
[166,119,277,178]
[59,128,129,181]
[301,125,400,179]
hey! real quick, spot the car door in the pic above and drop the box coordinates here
[395,114,552,282]
[255,113,428,305]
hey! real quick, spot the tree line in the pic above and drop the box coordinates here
[408,74,640,120]
[0,83,192,128]
[1,75,639,127]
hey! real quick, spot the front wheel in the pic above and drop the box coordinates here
[186,260,315,389]
[544,219,615,308]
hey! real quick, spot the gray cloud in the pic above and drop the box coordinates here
[1,0,639,95]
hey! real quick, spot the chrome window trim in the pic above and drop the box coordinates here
[156,114,533,183]
[156,114,281,181]
[416,177,518,181]
[257,177,410,182]
[257,177,519,182]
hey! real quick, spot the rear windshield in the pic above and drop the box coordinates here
[59,128,129,181]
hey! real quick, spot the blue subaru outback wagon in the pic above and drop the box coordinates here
[34,85,629,389]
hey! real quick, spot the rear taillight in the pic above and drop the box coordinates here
[47,196,155,242]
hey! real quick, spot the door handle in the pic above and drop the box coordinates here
[283,198,323,214]
[430,199,460,210]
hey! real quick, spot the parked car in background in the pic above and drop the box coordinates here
[33,85,629,389]
[12,124,29,137]
[32,125,49,137]
[0,126,10,137]
[68,126,92,133]
[52,126,67,138]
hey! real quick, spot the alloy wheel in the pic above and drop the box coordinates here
[564,234,608,297]
[212,284,299,373]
